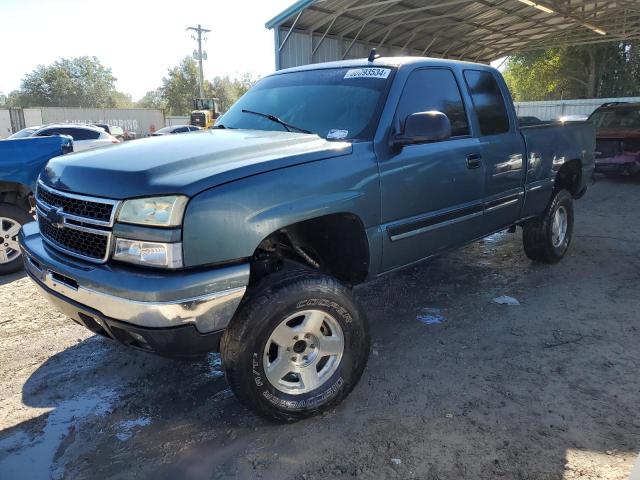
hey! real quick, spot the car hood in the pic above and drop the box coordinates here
[41,129,352,199]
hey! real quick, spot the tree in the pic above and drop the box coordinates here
[161,57,213,115]
[14,56,119,107]
[137,89,166,110]
[210,73,259,112]
[110,91,134,109]
[503,41,640,101]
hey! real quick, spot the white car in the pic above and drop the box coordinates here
[31,124,120,151]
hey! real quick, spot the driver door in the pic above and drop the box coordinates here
[378,68,486,270]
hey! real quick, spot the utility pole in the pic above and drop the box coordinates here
[187,24,211,98]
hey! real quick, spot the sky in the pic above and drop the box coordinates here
[0,0,293,100]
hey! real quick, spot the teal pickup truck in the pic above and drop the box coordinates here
[20,57,594,421]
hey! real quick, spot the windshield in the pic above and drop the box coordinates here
[217,67,393,140]
[7,127,37,139]
[590,108,640,131]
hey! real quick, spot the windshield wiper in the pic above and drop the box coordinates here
[241,109,312,134]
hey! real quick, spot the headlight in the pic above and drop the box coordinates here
[117,196,188,227]
[113,239,183,268]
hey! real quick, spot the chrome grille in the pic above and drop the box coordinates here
[35,181,119,263]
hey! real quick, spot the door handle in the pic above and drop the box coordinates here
[466,153,482,169]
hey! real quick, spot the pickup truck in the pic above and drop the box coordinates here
[19,57,594,421]
[0,135,73,274]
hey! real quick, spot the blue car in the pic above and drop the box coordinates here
[0,135,73,273]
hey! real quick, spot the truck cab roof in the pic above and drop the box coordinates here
[274,56,497,76]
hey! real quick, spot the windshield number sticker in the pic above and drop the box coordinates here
[344,68,391,80]
[327,129,349,140]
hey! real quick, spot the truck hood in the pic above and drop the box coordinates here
[41,129,352,199]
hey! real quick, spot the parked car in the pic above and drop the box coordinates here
[6,126,41,139]
[589,102,640,175]
[93,123,125,141]
[20,57,594,421]
[0,135,73,273]
[518,116,543,126]
[20,124,119,152]
[151,125,202,136]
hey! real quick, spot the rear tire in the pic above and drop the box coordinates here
[0,203,32,275]
[220,267,370,422]
[522,189,574,264]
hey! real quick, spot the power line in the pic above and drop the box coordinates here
[186,24,211,98]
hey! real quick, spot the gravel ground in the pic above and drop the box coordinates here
[1,176,640,480]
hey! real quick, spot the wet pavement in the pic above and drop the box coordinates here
[1,176,639,479]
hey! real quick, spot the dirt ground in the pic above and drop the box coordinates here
[1,176,640,480]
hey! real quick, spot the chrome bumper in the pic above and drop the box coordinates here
[19,222,249,334]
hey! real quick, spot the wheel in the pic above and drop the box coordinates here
[522,189,574,264]
[220,267,370,422]
[0,203,32,275]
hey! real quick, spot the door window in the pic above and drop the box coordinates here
[463,70,510,135]
[396,69,469,137]
[58,128,101,140]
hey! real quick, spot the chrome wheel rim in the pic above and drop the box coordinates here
[263,309,344,395]
[551,206,568,248]
[0,217,21,265]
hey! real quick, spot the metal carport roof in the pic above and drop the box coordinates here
[266,0,640,68]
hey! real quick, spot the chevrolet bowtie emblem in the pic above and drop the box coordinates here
[46,207,65,229]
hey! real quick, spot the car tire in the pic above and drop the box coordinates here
[220,266,370,422]
[522,189,574,264]
[0,203,32,275]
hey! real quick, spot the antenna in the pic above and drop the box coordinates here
[368,48,380,62]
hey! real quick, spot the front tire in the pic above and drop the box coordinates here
[220,268,370,422]
[522,189,574,264]
[0,203,32,275]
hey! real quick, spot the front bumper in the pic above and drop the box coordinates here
[595,156,640,174]
[19,222,249,355]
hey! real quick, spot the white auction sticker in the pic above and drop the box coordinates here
[344,68,391,80]
[327,129,349,139]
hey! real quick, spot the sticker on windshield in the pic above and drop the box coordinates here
[327,129,349,140]
[344,68,391,80]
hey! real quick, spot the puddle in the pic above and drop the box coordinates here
[115,416,152,442]
[206,353,224,379]
[417,307,446,325]
[482,231,508,244]
[493,295,520,305]
[0,387,117,480]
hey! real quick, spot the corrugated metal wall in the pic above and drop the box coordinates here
[514,97,640,120]
[277,28,420,70]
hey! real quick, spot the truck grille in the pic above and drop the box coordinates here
[35,182,119,263]
[38,215,109,260]
[37,187,114,222]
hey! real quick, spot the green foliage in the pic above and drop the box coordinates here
[136,89,166,110]
[13,56,122,107]
[157,56,258,115]
[503,41,640,101]
[210,73,258,112]
[160,57,214,115]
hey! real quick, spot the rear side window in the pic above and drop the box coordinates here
[396,69,469,137]
[464,70,510,135]
[174,127,189,133]
[36,128,60,137]
[59,128,101,140]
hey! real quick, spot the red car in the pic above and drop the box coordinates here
[591,102,640,175]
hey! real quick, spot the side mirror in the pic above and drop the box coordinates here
[393,111,452,148]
